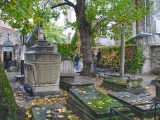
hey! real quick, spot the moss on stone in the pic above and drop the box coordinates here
[155,75,160,80]
[0,62,26,120]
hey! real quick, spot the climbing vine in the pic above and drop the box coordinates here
[99,45,145,73]
[57,32,80,59]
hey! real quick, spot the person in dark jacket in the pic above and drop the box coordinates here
[75,53,80,71]
[93,54,98,73]
[96,48,101,63]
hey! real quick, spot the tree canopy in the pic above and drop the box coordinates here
[0,0,152,76]
[0,0,59,34]
[44,21,68,43]
[0,0,152,38]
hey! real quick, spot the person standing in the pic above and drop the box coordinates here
[75,53,80,71]
[97,48,101,63]
[93,54,98,73]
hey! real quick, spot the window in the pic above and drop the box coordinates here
[156,19,160,34]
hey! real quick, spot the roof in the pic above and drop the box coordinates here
[133,32,152,39]
[2,40,14,47]
[0,25,17,32]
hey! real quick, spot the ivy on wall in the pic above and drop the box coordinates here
[99,45,146,73]
[57,32,79,59]
[99,45,145,73]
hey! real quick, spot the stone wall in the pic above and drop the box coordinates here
[134,34,153,74]
[150,45,160,75]
[0,26,20,45]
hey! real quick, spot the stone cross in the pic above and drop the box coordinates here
[7,33,11,41]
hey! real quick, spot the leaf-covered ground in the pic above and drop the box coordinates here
[6,72,156,120]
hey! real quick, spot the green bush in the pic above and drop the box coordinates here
[57,32,79,60]
[98,45,145,74]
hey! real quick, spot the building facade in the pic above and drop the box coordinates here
[0,21,21,68]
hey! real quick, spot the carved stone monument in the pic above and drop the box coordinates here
[24,27,61,96]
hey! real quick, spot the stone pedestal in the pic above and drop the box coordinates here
[126,78,146,94]
[60,60,74,76]
[24,27,61,96]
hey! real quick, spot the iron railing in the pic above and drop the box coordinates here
[110,102,160,120]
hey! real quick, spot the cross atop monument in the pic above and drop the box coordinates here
[7,33,11,41]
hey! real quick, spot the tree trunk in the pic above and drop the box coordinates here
[120,23,125,77]
[75,0,94,76]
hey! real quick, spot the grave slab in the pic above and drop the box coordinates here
[108,92,160,117]
[67,86,134,120]
[60,76,94,91]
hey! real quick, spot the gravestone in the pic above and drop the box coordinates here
[60,56,74,76]
[24,27,61,96]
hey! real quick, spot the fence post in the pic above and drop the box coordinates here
[154,102,157,120]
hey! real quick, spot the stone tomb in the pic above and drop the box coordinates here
[101,77,146,94]
[67,86,134,120]
[108,92,160,118]
[60,76,94,91]
[24,27,61,96]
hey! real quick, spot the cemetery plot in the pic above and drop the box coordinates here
[108,92,160,118]
[67,86,135,120]
[60,76,94,91]
[30,92,81,120]
[101,77,146,94]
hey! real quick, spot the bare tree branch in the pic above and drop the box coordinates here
[91,17,109,34]
[51,0,75,9]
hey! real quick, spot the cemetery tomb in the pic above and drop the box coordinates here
[67,86,135,120]
[24,27,61,96]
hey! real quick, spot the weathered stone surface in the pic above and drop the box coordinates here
[60,60,74,76]
[151,45,160,74]
[60,76,94,91]
[67,86,133,120]
[126,78,143,88]
[24,27,61,96]
[108,92,160,117]
[101,77,146,94]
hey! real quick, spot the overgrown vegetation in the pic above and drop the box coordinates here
[57,32,80,59]
[98,45,145,74]
[0,63,26,120]
[44,22,68,43]
[57,34,145,74]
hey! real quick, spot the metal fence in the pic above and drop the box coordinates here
[110,102,160,120]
